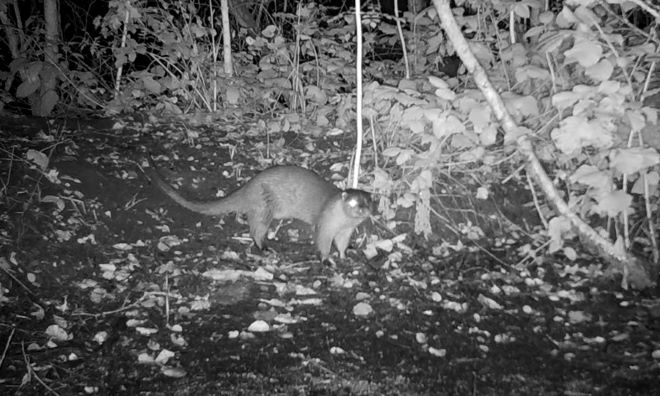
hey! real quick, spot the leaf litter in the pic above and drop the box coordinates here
[0,117,659,395]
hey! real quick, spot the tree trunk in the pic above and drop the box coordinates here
[37,0,60,116]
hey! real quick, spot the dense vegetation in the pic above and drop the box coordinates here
[1,0,660,394]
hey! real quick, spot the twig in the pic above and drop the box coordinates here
[515,239,552,267]
[469,239,511,267]
[123,192,146,210]
[0,326,15,372]
[21,341,60,396]
[0,145,16,198]
[393,0,410,79]
[71,291,178,317]
[165,273,170,326]
[369,115,378,168]
[527,172,548,229]
[0,258,35,296]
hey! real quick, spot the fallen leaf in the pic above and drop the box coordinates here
[353,302,373,317]
[248,320,270,332]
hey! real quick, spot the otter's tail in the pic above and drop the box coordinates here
[145,156,244,216]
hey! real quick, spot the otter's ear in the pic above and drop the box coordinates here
[341,191,348,200]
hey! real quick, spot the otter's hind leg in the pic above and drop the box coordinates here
[247,211,270,250]
[247,184,275,250]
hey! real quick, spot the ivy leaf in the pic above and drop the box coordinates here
[397,149,415,165]
[428,75,449,90]
[397,192,415,208]
[16,79,40,98]
[40,90,59,115]
[557,7,578,27]
[586,59,613,81]
[503,94,539,119]
[42,195,66,212]
[610,148,660,175]
[413,169,433,190]
[515,65,550,83]
[431,113,465,139]
[305,85,327,105]
[434,86,456,101]
[513,3,530,18]
[594,190,632,217]
[631,171,659,195]
[470,42,495,65]
[504,126,531,144]
[563,246,577,261]
[142,76,161,94]
[26,149,49,170]
[551,115,613,154]
[565,36,603,68]
[458,146,485,162]
[599,80,623,95]
[451,133,476,150]
[395,91,426,106]
[475,124,500,146]
[573,4,601,26]
[548,216,574,253]
[382,148,414,165]
[382,147,401,157]
[641,106,658,124]
[468,106,491,132]
[626,109,646,132]
[551,91,581,110]
[426,34,444,53]
[262,25,277,38]
[570,165,612,191]
[402,106,427,133]
[226,86,240,105]
[539,11,555,24]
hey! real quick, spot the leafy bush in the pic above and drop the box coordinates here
[368,1,660,265]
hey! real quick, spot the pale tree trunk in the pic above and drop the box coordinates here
[221,0,233,75]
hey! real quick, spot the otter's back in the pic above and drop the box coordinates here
[241,166,340,224]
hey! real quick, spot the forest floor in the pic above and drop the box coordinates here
[1,115,660,395]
